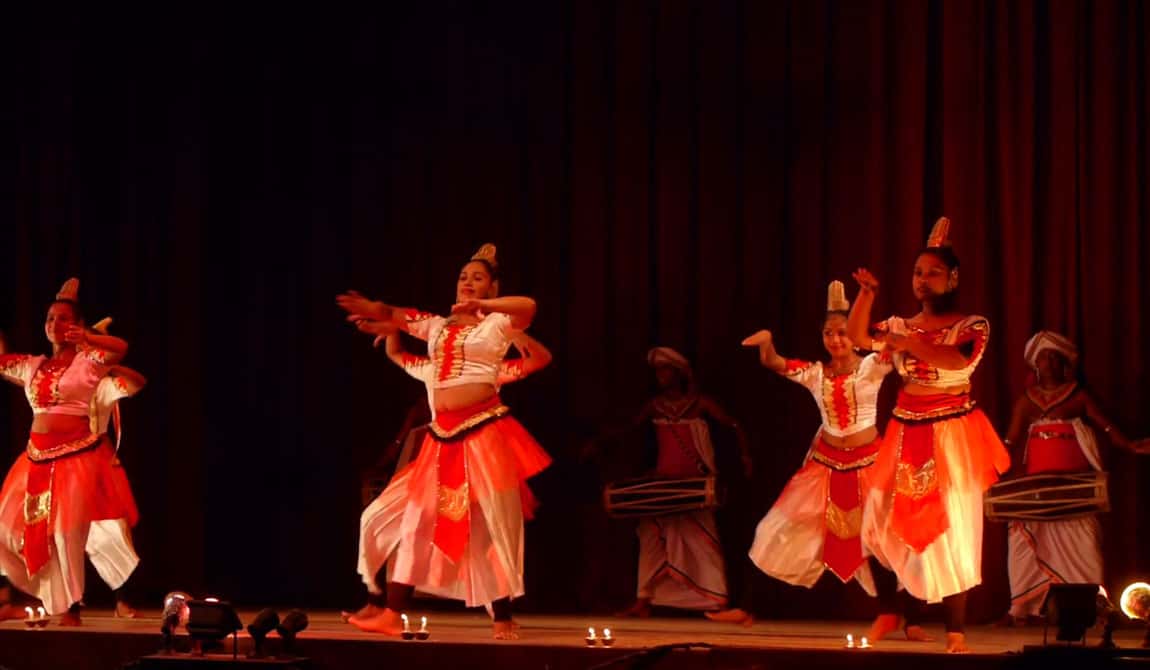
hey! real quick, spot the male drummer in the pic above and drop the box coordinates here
[998,331,1150,625]
[604,347,752,617]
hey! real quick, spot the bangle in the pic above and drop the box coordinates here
[1003,438,1013,445]
[1104,425,1114,434]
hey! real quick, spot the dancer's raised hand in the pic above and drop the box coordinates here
[741,330,773,347]
[336,290,388,322]
[852,268,880,294]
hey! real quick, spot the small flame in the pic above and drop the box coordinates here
[587,626,596,637]
[603,628,612,638]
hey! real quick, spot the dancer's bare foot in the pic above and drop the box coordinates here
[0,587,20,622]
[349,608,404,635]
[0,603,23,622]
[341,603,384,623]
[493,620,519,640]
[904,624,934,641]
[867,613,899,642]
[704,608,755,627]
[114,600,137,619]
[945,632,969,653]
[615,599,652,618]
[60,611,82,627]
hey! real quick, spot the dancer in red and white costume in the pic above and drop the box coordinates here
[337,244,550,639]
[6,331,147,619]
[848,218,1011,653]
[0,280,135,625]
[733,281,930,636]
[742,281,886,593]
[1001,331,1150,624]
[347,328,552,624]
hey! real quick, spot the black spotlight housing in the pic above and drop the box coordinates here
[277,609,310,656]
[246,608,279,658]
[186,599,243,656]
[1042,583,1101,644]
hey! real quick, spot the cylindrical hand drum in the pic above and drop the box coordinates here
[984,471,1108,521]
[603,476,719,518]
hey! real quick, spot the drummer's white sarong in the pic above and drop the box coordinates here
[1008,516,1103,617]
[635,510,728,610]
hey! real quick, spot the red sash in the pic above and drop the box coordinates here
[889,392,971,553]
[824,468,864,581]
[815,437,881,580]
[431,396,504,563]
[23,428,97,575]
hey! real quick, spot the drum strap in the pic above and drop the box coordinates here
[662,422,711,475]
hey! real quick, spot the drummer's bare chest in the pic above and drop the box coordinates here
[1026,392,1086,421]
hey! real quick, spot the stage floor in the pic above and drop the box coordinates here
[2,610,1148,669]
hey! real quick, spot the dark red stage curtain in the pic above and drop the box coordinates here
[3,1,1147,622]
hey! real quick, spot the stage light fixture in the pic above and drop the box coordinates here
[1120,582,1150,648]
[186,598,243,657]
[246,608,279,658]
[1041,583,1100,644]
[1121,582,1150,621]
[159,592,191,653]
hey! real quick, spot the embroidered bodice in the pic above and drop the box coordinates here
[0,347,111,417]
[396,352,526,389]
[782,353,891,438]
[403,310,514,390]
[876,315,989,388]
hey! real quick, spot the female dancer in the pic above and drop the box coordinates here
[3,351,146,619]
[336,244,550,639]
[345,328,552,624]
[722,281,928,638]
[0,279,135,625]
[847,218,1011,653]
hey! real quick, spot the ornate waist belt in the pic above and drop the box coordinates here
[27,430,103,462]
[892,391,975,423]
[430,396,510,441]
[811,438,881,471]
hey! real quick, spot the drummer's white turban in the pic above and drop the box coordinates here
[1024,330,1078,370]
[647,347,692,377]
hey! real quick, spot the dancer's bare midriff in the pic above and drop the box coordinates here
[820,426,878,448]
[31,414,90,435]
[902,382,970,397]
[434,383,498,413]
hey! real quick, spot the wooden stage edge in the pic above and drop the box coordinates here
[3,610,1149,670]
